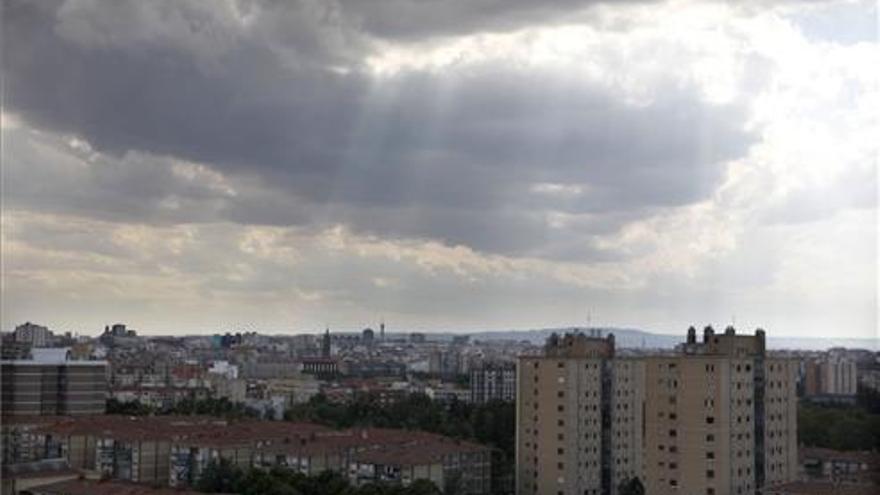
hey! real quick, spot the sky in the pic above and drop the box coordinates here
[1,0,877,338]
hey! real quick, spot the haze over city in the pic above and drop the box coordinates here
[2,0,877,338]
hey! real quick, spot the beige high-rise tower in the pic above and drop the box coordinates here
[516,331,644,495]
[516,327,798,495]
[643,326,798,495]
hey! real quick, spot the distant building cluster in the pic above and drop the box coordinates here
[802,352,859,402]
[2,319,878,495]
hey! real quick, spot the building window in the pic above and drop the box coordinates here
[707,452,715,459]
[707,470,715,478]
[706,417,715,424]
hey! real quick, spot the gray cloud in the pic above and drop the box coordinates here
[4,0,752,260]
[337,0,647,41]
[1,0,876,338]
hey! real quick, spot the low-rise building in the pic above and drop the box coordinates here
[799,447,879,485]
[0,458,79,495]
[25,416,493,493]
[24,478,211,495]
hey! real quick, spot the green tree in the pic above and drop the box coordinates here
[618,477,645,495]
[405,479,442,495]
[197,458,243,493]
[798,402,880,451]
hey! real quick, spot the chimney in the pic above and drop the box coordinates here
[703,325,715,343]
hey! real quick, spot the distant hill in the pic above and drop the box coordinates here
[465,327,879,351]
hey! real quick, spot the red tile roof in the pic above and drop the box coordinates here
[766,481,878,495]
[35,416,492,462]
[27,478,227,495]
[800,447,880,467]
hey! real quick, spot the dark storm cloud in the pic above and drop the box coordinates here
[3,0,755,258]
[338,0,653,40]
[337,0,842,41]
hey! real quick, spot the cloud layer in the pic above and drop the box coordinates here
[2,0,877,337]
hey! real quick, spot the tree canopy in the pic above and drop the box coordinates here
[285,393,514,493]
[196,460,442,495]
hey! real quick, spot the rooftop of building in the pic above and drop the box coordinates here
[1,415,75,427]
[1,347,108,366]
[34,415,326,445]
[1,458,77,480]
[350,431,489,466]
[679,325,767,357]
[800,447,880,467]
[27,478,228,495]
[540,330,616,359]
[34,415,492,458]
[766,481,878,495]
[300,357,338,363]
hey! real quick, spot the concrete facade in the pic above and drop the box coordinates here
[1,354,107,417]
[517,332,644,495]
[516,327,798,495]
[470,363,516,404]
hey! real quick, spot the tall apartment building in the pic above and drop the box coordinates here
[12,322,52,347]
[516,327,798,495]
[0,348,107,416]
[516,331,645,495]
[803,355,858,398]
[644,326,798,495]
[470,363,516,404]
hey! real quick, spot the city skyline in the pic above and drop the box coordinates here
[2,0,877,338]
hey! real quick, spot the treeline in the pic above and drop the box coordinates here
[106,397,259,419]
[285,393,515,493]
[798,401,880,451]
[197,459,441,495]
